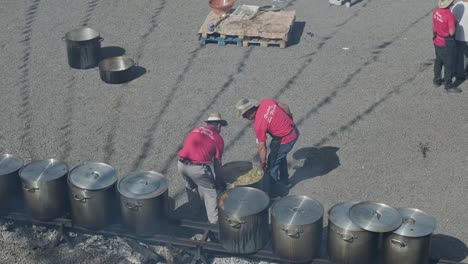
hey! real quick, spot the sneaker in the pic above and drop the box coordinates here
[433,80,442,87]
[445,82,455,90]
[445,87,462,93]
[345,2,351,7]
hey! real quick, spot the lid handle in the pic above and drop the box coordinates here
[225,217,245,228]
[372,210,381,220]
[73,194,91,203]
[88,171,100,179]
[281,227,303,238]
[391,239,407,248]
[403,216,416,225]
[337,231,356,242]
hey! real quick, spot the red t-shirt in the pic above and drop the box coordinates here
[178,125,224,164]
[433,7,456,46]
[254,98,298,145]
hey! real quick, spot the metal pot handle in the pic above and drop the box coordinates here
[22,184,38,193]
[391,239,407,248]
[281,227,303,238]
[73,194,91,203]
[226,217,245,228]
[98,36,104,42]
[337,232,356,242]
[125,202,142,211]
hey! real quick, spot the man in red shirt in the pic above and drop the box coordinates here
[177,113,227,223]
[433,0,462,93]
[236,98,299,198]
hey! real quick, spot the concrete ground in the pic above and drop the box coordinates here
[0,0,467,263]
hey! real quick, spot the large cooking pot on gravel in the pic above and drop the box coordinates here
[271,195,324,263]
[383,208,436,264]
[68,162,118,230]
[218,187,270,254]
[19,159,69,220]
[222,161,264,190]
[98,56,135,84]
[118,171,168,236]
[64,27,102,69]
[328,201,380,264]
[0,154,24,212]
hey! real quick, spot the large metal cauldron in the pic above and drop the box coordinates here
[218,187,270,254]
[68,162,118,230]
[0,154,24,212]
[271,195,324,263]
[222,161,264,190]
[383,208,436,264]
[327,202,379,264]
[118,171,168,236]
[64,27,102,69]
[19,159,69,220]
[98,56,135,84]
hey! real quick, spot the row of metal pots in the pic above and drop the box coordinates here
[218,186,437,264]
[0,154,168,236]
[64,27,136,84]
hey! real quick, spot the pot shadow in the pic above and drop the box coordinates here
[100,46,126,60]
[132,65,147,81]
[289,146,340,187]
[288,21,306,47]
[430,234,468,262]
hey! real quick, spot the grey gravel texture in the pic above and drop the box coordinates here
[0,0,467,262]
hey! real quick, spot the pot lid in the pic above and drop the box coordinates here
[69,162,117,190]
[328,201,364,232]
[118,171,168,199]
[349,201,402,233]
[392,208,436,237]
[0,154,24,176]
[219,187,269,218]
[271,195,323,225]
[19,159,68,182]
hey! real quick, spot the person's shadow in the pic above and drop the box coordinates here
[289,146,340,187]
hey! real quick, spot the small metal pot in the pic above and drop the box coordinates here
[68,162,118,230]
[327,202,380,264]
[271,195,324,263]
[0,154,24,212]
[218,187,270,254]
[118,171,168,236]
[222,161,264,190]
[98,56,135,84]
[19,159,69,220]
[64,27,103,69]
[383,208,436,264]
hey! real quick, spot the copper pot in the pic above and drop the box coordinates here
[209,0,235,15]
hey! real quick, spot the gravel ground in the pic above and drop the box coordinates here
[0,0,467,263]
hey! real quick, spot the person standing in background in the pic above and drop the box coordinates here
[452,0,468,89]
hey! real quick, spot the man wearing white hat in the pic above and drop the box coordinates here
[433,0,462,93]
[236,98,299,198]
[177,113,228,223]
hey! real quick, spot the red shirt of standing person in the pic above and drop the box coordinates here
[433,0,461,92]
[236,98,299,198]
[177,113,227,223]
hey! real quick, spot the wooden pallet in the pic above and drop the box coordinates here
[199,33,243,46]
[242,37,287,48]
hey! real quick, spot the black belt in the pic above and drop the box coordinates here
[179,158,205,166]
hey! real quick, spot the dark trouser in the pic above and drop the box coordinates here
[434,38,455,86]
[266,130,299,185]
[456,40,468,79]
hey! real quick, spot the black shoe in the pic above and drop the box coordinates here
[433,80,442,87]
[445,82,455,90]
[445,87,462,93]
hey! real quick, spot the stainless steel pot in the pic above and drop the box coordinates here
[222,161,264,190]
[218,187,270,254]
[0,154,24,212]
[68,162,118,230]
[383,208,436,264]
[64,27,102,69]
[271,195,324,263]
[327,202,380,264]
[98,56,135,84]
[118,171,168,236]
[19,159,69,220]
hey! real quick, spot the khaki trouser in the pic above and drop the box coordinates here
[177,161,218,224]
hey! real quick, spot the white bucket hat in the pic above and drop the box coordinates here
[439,0,454,8]
[204,112,228,126]
[235,98,258,117]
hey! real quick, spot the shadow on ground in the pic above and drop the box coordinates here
[290,146,340,186]
[431,234,468,262]
[288,21,305,47]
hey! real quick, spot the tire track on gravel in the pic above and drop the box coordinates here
[103,0,167,164]
[17,0,41,160]
[59,0,101,161]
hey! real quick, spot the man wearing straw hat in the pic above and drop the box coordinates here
[236,98,299,198]
[433,0,462,93]
[177,113,228,224]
